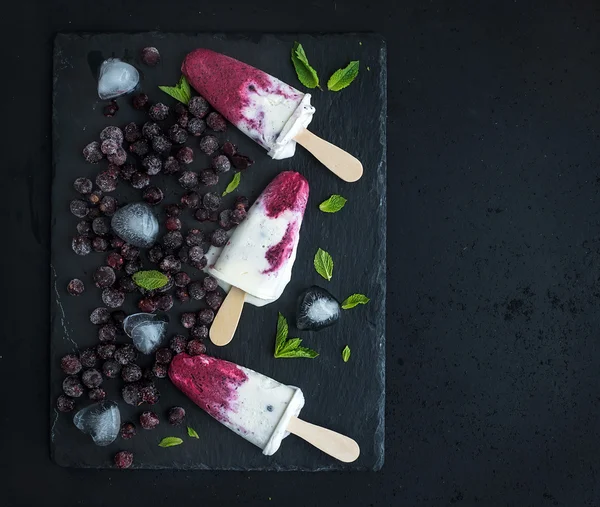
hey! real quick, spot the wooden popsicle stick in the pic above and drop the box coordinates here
[286,416,360,463]
[294,128,363,183]
[209,286,246,347]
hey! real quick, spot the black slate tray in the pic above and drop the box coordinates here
[51,32,386,471]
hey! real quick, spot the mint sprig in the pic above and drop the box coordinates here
[158,75,192,105]
[291,42,320,89]
[187,426,199,439]
[314,248,334,281]
[158,437,183,448]
[132,270,169,290]
[341,294,370,309]
[327,61,360,91]
[222,172,241,196]
[274,313,318,359]
[342,345,351,362]
[319,194,347,213]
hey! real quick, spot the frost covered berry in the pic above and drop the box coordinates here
[176,147,194,165]
[141,46,160,66]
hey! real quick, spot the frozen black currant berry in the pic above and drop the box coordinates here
[175,287,189,302]
[101,138,119,156]
[132,93,149,110]
[163,156,180,175]
[143,185,164,205]
[195,208,209,222]
[219,209,232,230]
[197,308,215,325]
[187,339,207,356]
[199,169,219,186]
[97,343,116,360]
[120,243,139,261]
[178,170,198,190]
[61,354,82,375]
[156,294,174,312]
[119,276,137,293]
[92,236,109,252]
[100,126,124,144]
[106,251,124,270]
[205,291,223,311]
[129,139,150,157]
[119,163,137,181]
[142,121,162,140]
[102,287,125,308]
[149,102,169,121]
[70,199,89,218]
[231,154,254,170]
[103,359,121,378]
[114,450,134,469]
[140,382,161,405]
[147,245,164,264]
[124,122,141,143]
[180,191,200,209]
[83,141,104,163]
[159,255,181,273]
[210,229,228,247]
[63,376,84,397]
[180,312,196,329]
[178,111,190,128]
[192,257,208,271]
[166,217,181,231]
[57,394,75,412]
[221,141,237,157]
[90,307,111,325]
[230,208,247,225]
[98,323,118,343]
[107,147,127,166]
[72,236,92,256]
[99,196,118,217]
[185,230,203,247]
[212,154,231,173]
[206,112,227,132]
[190,324,208,340]
[74,177,93,194]
[174,272,190,287]
[187,117,206,136]
[131,172,150,189]
[141,46,160,66]
[168,124,188,144]
[235,196,249,210]
[120,422,136,440]
[188,245,204,264]
[140,411,160,430]
[188,281,205,301]
[155,347,173,364]
[121,382,141,405]
[177,246,190,263]
[122,363,142,383]
[124,258,142,275]
[115,344,137,365]
[92,217,110,236]
[199,135,219,155]
[188,96,210,118]
[168,406,186,426]
[89,387,106,401]
[151,135,172,154]
[162,231,183,250]
[96,171,118,192]
[164,203,181,217]
[67,278,85,296]
[82,368,103,389]
[202,192,221,211]
[142,154,162,175]
[174,103,188,116]
[87,207,101,220]
[80,348,98,368]
[76,220,92,237]
[170,334,188,354]
[176,146,194,165]
[103,101,118,117]
[94,266,116,288]
[152,362,167,378]
[138,297,158,313]
[203,276,218,292]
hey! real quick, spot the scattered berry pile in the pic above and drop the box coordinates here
[58,45,257,467]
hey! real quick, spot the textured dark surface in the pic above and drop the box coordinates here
[4,0,600,505]
[51,32,386,470]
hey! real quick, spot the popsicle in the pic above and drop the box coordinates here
[182,48,363,182]
[208,171,308,346]
[169,353,360,462]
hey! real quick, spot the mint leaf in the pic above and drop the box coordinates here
[187,426,199,439]
[158,75,192,105]
[158,437,183,448]
[291,42,320,89]
[341,294,370,309]
[342,345,351,362]
[274,313,318,358]
[314,248,334,281]
[327,61,360,92]
[132,270,169,290]
[319,194,347,213]
[222,172,241,196]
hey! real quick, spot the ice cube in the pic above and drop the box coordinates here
[73,400,120,446]
[296,286,341,331]
[123,312,169,354]
[97,58,139,100]
[111,202,159,248]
